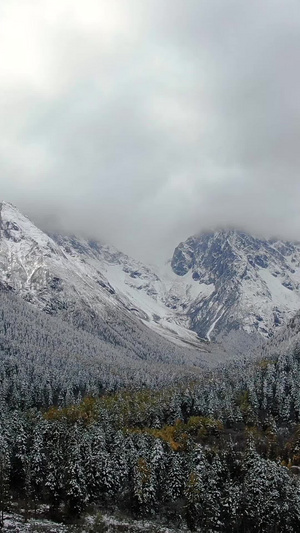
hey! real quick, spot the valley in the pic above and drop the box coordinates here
[1,201,300,532]
[1,201,300,365]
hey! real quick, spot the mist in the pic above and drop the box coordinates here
[1,0,300,262]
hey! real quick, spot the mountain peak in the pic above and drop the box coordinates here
[170,228,300,340]
[0,200,25,217]
[1,200,30,225]
[1,200,16,208]
[0,200,51,248]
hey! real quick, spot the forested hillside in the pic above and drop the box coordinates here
[2,310,300,531]
[0,289,210,408]
[1,226,300,531]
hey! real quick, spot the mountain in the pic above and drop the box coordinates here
[53,227,300,345]
[171,230,300,340]
[0,202,201,344]
[1,201,300,360]
[49,232,207,349]
[0,201,224,372]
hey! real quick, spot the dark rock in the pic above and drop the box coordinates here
[0,281,14,292]
[171,246,193,276]
[254,254,269,268]
[49,276,63,292]
[97,280,115,294]
[282,281,294,291]
[130,271,142,278]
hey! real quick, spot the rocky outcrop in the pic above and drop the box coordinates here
[171,230,300,339]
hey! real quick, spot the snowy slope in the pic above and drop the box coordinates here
[1,201,300,351]
[51,232,208,348]
[0,202,208,354]
[53,227,300,343]
[171,230,300,340]
[0,201,119,313]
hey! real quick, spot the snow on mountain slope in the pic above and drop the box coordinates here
[53,227,300,344]
[0,201,118,313]
[171,230,300,340]
[1,201,300,354]
[51,233,208,348]
[0,202,210,359]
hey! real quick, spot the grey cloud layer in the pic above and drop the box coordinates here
[1,0,300,261]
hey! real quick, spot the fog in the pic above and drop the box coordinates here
[1,0,300,262]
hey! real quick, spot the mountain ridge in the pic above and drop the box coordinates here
[171,229,300,340]
[1,201,300,357]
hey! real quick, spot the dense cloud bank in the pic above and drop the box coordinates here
[1,1,300,260]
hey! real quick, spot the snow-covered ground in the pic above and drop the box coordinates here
[1,510,187,532]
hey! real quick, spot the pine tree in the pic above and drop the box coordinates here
[0,437,10,527]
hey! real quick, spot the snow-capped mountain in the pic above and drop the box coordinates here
[50,232,212,348]
[0,201,208,367]
[171,230,300,340]
[1,201,300,354]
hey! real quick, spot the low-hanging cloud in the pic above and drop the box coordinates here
[1,0,300,262]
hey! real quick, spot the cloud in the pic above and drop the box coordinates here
[1,0,300,262]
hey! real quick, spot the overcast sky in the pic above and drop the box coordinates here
[1,0,300,262]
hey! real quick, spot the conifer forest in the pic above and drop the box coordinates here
[2,290,300,531]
